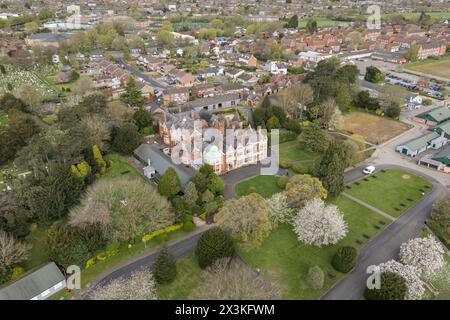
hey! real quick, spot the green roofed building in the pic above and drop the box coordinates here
[0,262,66,300]
[430,120,450,139]
[414,106,450,126]
[432,145,450,167]
[396,131,447,157]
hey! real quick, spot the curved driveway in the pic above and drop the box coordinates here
[322,164,447,300]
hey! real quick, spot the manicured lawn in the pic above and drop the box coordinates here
[235,175,283,198]
[157,253,202,299]
[279,141,321,163]
[104,153,143,180]
[346,169,432,217]
[23,223,51,271]
[298,17,350,28]
[238,196,388,299]
[342,111,410,145]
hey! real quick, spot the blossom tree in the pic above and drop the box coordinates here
[292,198,347,247]
[399,235,445,278]
[91,269,157,300]
[377,260,425,300]
[266,193,296,226]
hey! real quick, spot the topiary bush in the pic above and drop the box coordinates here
[364,271,407,300]
[331,246,357,273]
[195,227,235,269]
[153,246,177,284]
[305,265,324,290]
[277,176,289,189]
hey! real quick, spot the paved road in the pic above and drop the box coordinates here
[82,225,213,299]
[116,58,167,91]
[322,164,447,300]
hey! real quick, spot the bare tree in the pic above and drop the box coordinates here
[189,258,281,300]
[0,230,31,273]
[292,83,314,119]
[74,76,94,96]
[80,114,111,152]
[91,268,157,300]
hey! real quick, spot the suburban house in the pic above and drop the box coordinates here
[161,87,190,105]
[225,68,245,80]
[396,132,447,157]
[0,262,66,300]
[168,69,196,87]
[414,106,450,126]
[191,83,216,98]
[238,54,258,67]
[264,61,288,75]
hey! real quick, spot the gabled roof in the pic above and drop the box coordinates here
[432,144,450,165]
[400,132,440,151]
[416,106,450,124]
[0,262,65,300]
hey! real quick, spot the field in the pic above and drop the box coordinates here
[404,56,450,80]
[238,196,388,299]
[104,153,143,179]
[298,17,350,28]
[157,253,202,300]
[279,141,321,163]
[342,111,410,144]
[235,175,283,198]
[346,169,432,217]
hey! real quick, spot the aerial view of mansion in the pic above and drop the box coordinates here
[157,107,268,175]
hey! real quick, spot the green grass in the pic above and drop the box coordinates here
[279,141,321,163]
[0,111,8,127]
[157,253,202,299]
[238,196,388,299]
[298,17,350,28]
[346,169,432,217]
[104,153,143,180]
[235,175,283,198]
[22,223,51,271]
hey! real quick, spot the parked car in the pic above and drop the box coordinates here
[362,165,376,175]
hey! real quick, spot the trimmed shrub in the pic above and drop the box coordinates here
[277,176,289,189]
[195,227,235,269]
[364,271,407,300]
[154,246,177,284]
[183,221,195,232]
[305,265,324,290]
[331,246,357,273]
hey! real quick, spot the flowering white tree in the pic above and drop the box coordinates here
[91,269,157,300]
[266,193,296,226]
[292,198,348,247]
[378,260,425,300]
[399,235,445,278]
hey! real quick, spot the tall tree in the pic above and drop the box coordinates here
[120,77,145,108]
[316,140,349,197]
[153,246,177,284]
[158,167,181,199]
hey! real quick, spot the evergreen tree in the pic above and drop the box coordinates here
[120,77,145,108]
[195,227,235,269]
[316,140,349,197]
[298,122,328,153]
[153,246,177,284]
[364,272,407,300]
[92,145,107,175]
[285,14,298,28]
[111,123,143,155]
[183,181,198,205]
[158,167,181,199]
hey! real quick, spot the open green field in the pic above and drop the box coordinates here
[104,153,143,180]
[235,175,283,198]
[298,17,350,28]
[22,223,52,271]
[404,55,450,80]
[157,253,202,299]
[346,169,432,217]
[238,196,388,299]
[280,141,321,163]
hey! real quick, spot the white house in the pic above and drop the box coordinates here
[264,61,288,75]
